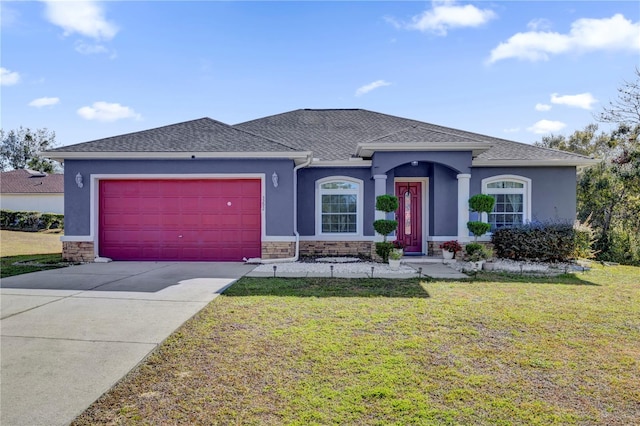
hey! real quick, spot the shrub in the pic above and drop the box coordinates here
[373,220,398,238]
[1,210,18,227]
[467,221,491,239]
[0,210,64,231]
[375,242,394,262]
[491,222,585,262]
[40,213,65,230]
[465,243,493,261]
[16,211,40,230]
[468,194,495,214]
[376,195,399,213]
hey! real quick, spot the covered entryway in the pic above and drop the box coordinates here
[99,179,261,261]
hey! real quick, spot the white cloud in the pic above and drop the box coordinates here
[0,67,20,86]
[29,97,60,108]
[394,0,496,36]
[488,13,640,63]
[550,92,597,110]
[527,120,566,134]
[74,40,108,54]
[77,102,141,122]
[535,103,552,112]
[527,18,552,31]
[355,80,392,96]
[41,0,118,41]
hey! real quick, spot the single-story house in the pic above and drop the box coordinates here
[0,169,64,214]
[46,109,597,262]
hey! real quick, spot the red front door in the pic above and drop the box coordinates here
[395,182,422,253]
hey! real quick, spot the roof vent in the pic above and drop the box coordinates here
[25,169,47,177]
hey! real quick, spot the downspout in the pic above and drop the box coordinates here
[247,154,313,264]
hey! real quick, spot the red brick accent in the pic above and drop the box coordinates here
[261,241,295,259]
[62,241,95,262]
[300,241,374,259]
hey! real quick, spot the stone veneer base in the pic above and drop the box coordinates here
[300,241,375,259]
[261,241,296,259]
[62,241,95,262]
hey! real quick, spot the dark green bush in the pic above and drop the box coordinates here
[468,194,495,214]
[375,242,395,263]
[467,221,491,239]
[1,210,18,227]
[465,242,493,261]
[373,219,398,238]
[375,195,399,213]
[1,210,64,231]
[16,211,40,230]
[40,213,65,230]
[491,222,586,262]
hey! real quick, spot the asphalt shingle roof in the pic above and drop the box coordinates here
[47,109,594,164]
[1,169,64,194]
[47,118,298,154]
[236,109,593,162]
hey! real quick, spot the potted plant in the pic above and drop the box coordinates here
[465,242,492,271]
[373,194,399,263]
[439,240,462,260]
[388,248,403,270]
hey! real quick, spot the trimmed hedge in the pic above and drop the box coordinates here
[491,221,593,262]
[1,210,64,231]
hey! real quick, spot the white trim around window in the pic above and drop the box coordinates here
[315,176,364,237]
[481,174,532,230]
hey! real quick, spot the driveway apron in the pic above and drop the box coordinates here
[0,261,255,426]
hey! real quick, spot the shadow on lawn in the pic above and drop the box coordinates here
[224,277,431,298]
[472,271,600,286]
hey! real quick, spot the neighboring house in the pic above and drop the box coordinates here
[0,169,64,214]
[46,109,597,262]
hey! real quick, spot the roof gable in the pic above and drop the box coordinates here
[1,169,64,194]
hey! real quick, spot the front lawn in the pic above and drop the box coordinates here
[0,230,67,278]
[73,265,639,425]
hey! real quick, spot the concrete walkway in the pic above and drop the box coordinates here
[0,262,255,426]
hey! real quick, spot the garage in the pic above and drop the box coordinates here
[99,179,261,261]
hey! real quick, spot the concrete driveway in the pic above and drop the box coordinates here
[0,261,255,426]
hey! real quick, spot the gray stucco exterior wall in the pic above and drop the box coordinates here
[63,158,296,237]
[470,166,578,223]
[372,151,472,176]
[297,167,374,236]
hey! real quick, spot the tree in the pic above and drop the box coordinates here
[534,123,617,160]
[0,127,60,173]
[597,67,640,126]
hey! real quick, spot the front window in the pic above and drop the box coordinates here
[482,176,531,231]
[316,178,363,235]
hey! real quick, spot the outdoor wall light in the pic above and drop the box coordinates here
[75,173,84,188]
[411,161,419,167]
[272,171,279,188]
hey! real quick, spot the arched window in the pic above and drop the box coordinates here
[482,175,531,230]
[316,177,363,235]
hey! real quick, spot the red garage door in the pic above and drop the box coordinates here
[99,179,261,261]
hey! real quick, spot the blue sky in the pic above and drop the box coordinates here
[1,1,639,148]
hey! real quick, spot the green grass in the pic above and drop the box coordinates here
[1,253,66,278]
[0,230,68,277]
[73,265,640,425]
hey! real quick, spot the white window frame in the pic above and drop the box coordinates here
[315,176,363,236]
[481,175,531,230]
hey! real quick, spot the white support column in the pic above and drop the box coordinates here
[373,174,388,242]
[457,173,471,242]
